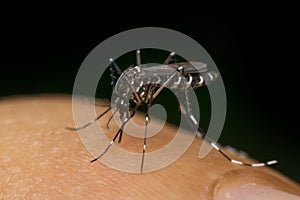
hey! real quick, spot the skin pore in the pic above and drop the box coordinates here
[0,95,299,199]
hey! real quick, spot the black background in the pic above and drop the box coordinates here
[1,13,299,182]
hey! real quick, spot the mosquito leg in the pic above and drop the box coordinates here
[90,125,123,163]
[208,139,278,167]
[181,101,278,167]
[123,76,142,104]
[67,59,122,130]
[91,111,136,163]
[106,109,118,129]
[152,66,184,100]
[136,49,141,66]
[179,100,204,140]
[141,102,151,173]
[163,52,176,64]
[118,104,140,143]
[66,107,111,131]
[194,125,278,166]
[194,124,278,167]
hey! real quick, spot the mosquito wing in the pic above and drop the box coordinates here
[142,62,208,75]
[168,62,208,74]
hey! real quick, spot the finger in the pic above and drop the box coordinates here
[0,95,299,199]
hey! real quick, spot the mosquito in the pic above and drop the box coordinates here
[67,49,277,173]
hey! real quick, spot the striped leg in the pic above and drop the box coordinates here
[67,58,122,131]
[66,107,111,131]
[181,90,278,167]
[209,140,278,167]
[106,109,118,129]
[140,103,151,173]
[91,111,136,163]
[152,65,184,100]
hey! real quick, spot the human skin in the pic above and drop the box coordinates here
[0,95,299,199]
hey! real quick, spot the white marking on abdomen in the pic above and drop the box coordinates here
[199,75,204,85]
[187,74,192,85]
[135,66,141,72]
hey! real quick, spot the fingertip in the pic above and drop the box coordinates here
[212,169,300,200]
[214,183,300,200]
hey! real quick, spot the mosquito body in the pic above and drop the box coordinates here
[67,50,277,172]
[111,61,218,127]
